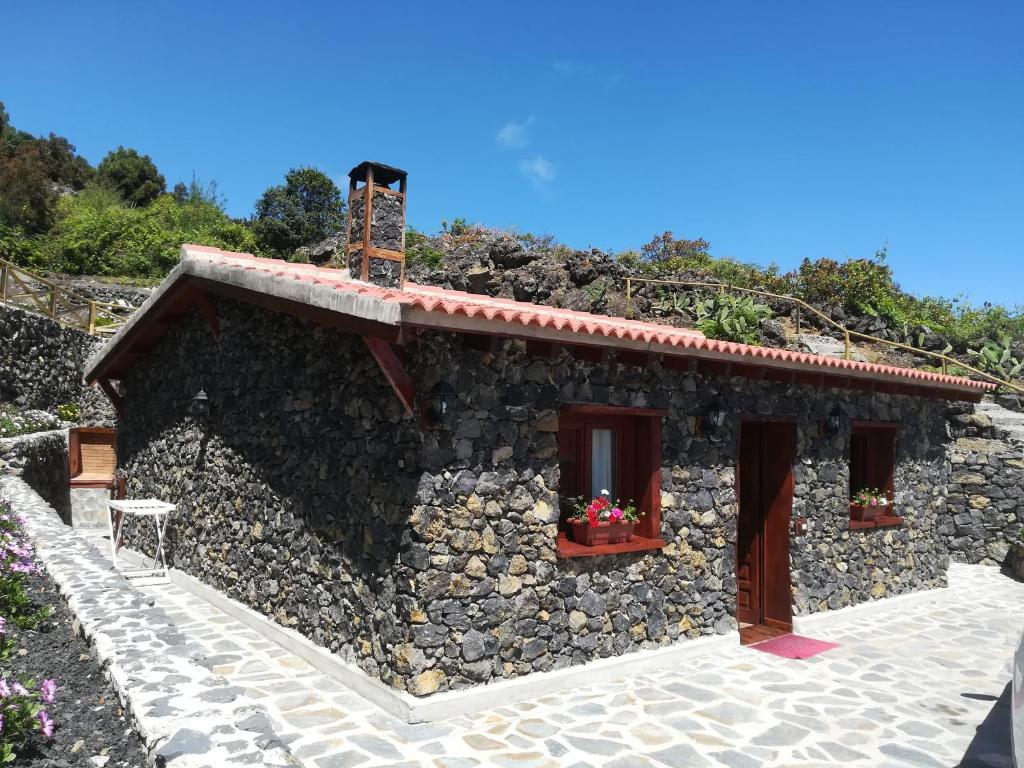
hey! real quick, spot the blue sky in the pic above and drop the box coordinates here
[2,2,1022,304]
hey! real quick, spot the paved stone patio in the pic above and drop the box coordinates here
[92,550,1023,768]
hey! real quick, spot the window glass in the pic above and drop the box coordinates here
[591,428,615,499]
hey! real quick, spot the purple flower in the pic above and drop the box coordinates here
[37,710,54,738]
[0,678,9,697]
[0,617,6,634]
[41,678,57,704]
[12,682,28,696]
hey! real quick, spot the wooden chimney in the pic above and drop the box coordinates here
[345,161,408,289]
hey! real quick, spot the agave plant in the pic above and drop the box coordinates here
[968,334,1024,380]
[650,289,693,317]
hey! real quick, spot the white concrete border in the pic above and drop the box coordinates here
[792,583,950,634]
[116,548,740,723]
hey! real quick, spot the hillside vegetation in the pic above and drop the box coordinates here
[1,102,1022,384]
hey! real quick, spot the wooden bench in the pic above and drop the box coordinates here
[69,427,117,488]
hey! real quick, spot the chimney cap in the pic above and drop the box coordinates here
[349,161,407,186]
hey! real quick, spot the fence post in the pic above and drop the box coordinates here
[49,289,57,320]
[88,302,97,335]
[0,262,6,303]
[844,331,851,360]
[625,278,632,317]
[795,306,801,336]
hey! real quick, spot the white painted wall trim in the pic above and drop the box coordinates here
[116,548,740,723]
[792,584,950,634]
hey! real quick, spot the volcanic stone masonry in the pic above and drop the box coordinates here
[347,190,404,288]
[0,303,115,426]
[942,433,1024,566]
[115,298,953,697]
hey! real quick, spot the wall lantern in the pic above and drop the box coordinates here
[429,380,458,423]
[191,389,210,420]
[704,397,728,434]
[826,404,844,435]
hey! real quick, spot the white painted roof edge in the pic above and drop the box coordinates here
[83,248,404,382]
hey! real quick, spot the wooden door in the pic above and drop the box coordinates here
[736,422,794,630]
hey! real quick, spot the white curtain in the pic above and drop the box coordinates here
[591,428,615,499]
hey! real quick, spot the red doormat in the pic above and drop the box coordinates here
[750,633,838,659]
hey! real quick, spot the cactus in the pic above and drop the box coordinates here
[968,334,1024,381]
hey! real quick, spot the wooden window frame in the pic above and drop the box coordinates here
[848,421,903,530]
[556,404,666,558]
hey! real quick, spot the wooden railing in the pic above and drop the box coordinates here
[0,257,133,337]
[624,276,1024,395]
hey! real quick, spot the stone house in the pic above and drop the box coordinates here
[84,162,994,700]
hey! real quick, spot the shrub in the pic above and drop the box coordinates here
[55,403,80,422]
[0,406,59,438]
[792,248,906,325]
[694,294,773,344]
[36,189,256,277]
[405,228,443,269]
[0,675,56,761]
[0,504,57,760]
[0,507,50,630]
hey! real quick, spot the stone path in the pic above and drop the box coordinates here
[2,477,293,768]
[87,544,1024,768]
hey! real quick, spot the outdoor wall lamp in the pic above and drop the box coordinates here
[428,380,457,424]
[191,389,210,421]
[704,397,728,434]
[826,404,844,435]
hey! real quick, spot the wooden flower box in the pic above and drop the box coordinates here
[568,521,636,547]
[850,503,886,522]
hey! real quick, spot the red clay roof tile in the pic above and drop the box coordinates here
[177,247,994,395]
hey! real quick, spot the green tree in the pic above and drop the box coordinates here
[252,167,345,256]
[36,133,93,190]
[0,142,55,233]
[96,146,166,207]
[641,231,712,264]
[0,101,94,233]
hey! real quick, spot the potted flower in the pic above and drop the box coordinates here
[850,488,891,522]
[566,491,640,547]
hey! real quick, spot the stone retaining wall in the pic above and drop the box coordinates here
[942,429,1024,566]
[0,429,70,522]
[0,476,293,767]
[1006,541,1024,581]
[0,303,114,426]
[116,299,951,697]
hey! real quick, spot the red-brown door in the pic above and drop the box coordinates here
[736,422,794,631]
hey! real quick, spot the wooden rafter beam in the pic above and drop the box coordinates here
[189,287,220,337]
[98,378,122,409]
[362,337,416,417]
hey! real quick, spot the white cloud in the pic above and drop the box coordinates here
[518,155,556,188]
[496,118,534,149]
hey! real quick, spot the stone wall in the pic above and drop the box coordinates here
[1006,542,1024,581]
[0,304,115,426]
[942,435,1024,565]
[118,298,951,696]
[0,429,71,522]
